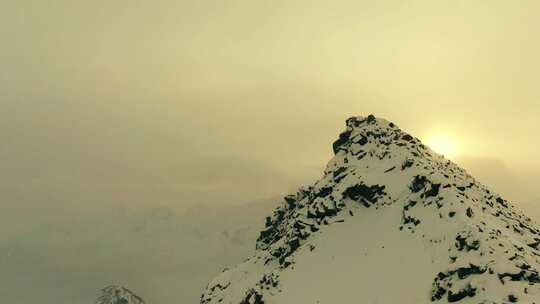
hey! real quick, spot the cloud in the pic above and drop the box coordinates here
[0,198,277,304]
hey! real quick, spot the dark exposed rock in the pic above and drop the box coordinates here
[384,166,396,173]
[307,202,338,219]
[496,197,508,208]
[401,158,414,170]
[431,265,485,302]
[333,167,347,181]
[316,186,333,198]
[404,200,417,211]
[240,289,264,304]
[455,264,486,279]
[258,273,279,289]
[258,226,279,248]
[528,239,540,250]
[284,195,296,208]
[342,183,386,205]
[288,238,300,253]
[447,284,476,302]
[403,214,421,226]
[431,286,447,301]
[353,134,368,146]
[410,175,429,193]
[425,183,441,198]
[466,207,474,218]
[401,134,414,141]
[455,233,480,251]
[332,130,352,154]
[498,270,540,284]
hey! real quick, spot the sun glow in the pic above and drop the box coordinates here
[425,135,458,159]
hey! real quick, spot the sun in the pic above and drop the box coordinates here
[425,135,457,158]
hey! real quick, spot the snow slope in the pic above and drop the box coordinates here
[200,115,540,304]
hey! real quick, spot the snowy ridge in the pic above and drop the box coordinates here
[96,286,145,304]
[200,115,540,304]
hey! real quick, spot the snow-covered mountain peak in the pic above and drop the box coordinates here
[332,114,439,163]
[201,115,540,304]
[96,286,145,304]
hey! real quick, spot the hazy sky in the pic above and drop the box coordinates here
[1,1,540,303]
[3,0,540,211]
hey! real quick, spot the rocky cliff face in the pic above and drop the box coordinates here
[200,115,540,304]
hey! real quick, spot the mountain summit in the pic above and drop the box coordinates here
[96,286,145,304]
[200,115,540,304]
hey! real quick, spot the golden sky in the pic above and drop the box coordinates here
[2,0,540,209]
[2,2,540,303]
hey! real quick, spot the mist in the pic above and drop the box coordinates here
[2,1,540,303]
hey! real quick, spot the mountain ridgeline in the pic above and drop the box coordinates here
[200,115,540,304]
